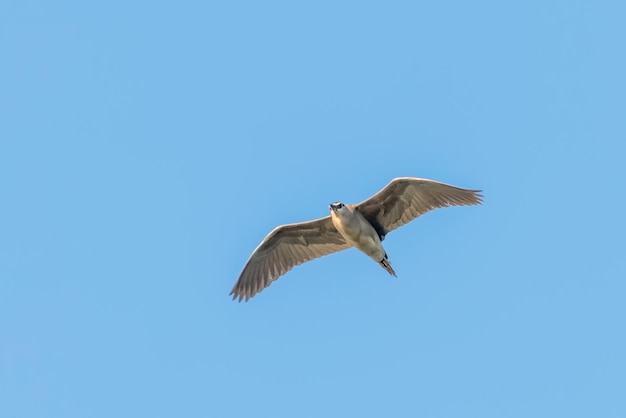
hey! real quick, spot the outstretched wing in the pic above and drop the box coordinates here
[355,177,482,239]
[230,216,351,302]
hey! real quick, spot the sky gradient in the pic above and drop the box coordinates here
[2,1,625,417]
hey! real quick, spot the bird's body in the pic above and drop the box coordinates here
[230,177,482,301]
[329,203,395,276]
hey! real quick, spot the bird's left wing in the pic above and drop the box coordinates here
[355,177,482,239]
[230,216,350,302]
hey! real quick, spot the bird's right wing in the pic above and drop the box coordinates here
[230,216,350,302]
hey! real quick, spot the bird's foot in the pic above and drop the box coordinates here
[379,258,397,277]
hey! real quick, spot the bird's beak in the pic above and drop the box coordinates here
[329,204,335,212]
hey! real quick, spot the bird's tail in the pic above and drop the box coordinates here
[379,257,397,277]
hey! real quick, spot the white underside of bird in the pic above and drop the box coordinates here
[329,202,396,276]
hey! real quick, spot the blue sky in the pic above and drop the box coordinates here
[2,1,625,417]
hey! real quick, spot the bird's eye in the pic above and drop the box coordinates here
[338,203,344,208]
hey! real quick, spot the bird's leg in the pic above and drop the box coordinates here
[379,257,397,277]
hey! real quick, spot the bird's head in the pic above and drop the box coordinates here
[329,202,346,213]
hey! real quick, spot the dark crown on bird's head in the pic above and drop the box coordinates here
[329,202,345,211]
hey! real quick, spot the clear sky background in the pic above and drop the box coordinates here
[2,1,625,417]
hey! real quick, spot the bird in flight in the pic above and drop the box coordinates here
[230,177,482,302]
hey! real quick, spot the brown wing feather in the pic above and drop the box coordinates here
[230,216,350,302]
[355,177,482,237]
